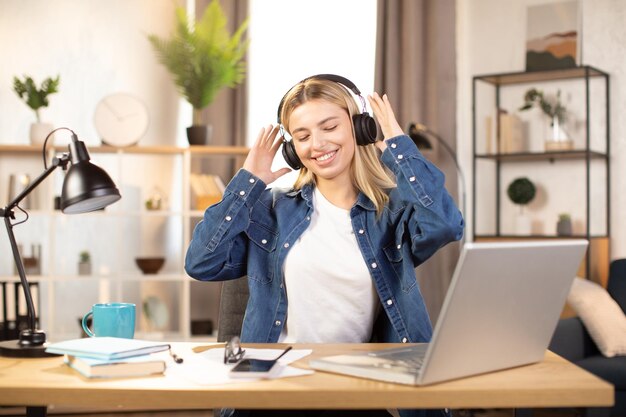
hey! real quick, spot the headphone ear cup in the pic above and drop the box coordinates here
[353,113,378,146]
[282,139,302,170]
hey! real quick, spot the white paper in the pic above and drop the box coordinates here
[165,345,314,385]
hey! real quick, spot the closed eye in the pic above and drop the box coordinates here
[323,125,337,132]
[296,135,309,142]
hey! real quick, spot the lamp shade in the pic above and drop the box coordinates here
[61,162,121,214]
[407,123,433,150]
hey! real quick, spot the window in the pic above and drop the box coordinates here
[247,0,377,185]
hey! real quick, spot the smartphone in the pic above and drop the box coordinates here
[229,358,281,377]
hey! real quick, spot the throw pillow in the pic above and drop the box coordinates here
[567,277,626,357]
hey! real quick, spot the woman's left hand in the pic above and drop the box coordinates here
[368,92,404,151]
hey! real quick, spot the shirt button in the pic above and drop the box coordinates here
[402,337,408,343]
[386,299,393,306]
[275,320,281,326]
[249,178,255,183]
[261,239,267,244]
[284,243,290,248]
[391,143,397,149]
[306,216,311,221]
[371,262,377,269]
[358,229,364,234]
[239,190,245,196]
[398,154,404,160]
[397,244,401,249]
[225,216,232,221]
[409,176,416,182]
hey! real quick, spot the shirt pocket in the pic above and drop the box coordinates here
[383,241,417,293]
[246,221,278,284]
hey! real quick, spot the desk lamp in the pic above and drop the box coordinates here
[0,127,121,357]
[407,122,466,218]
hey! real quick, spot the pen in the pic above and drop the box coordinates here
[274,345,293,361]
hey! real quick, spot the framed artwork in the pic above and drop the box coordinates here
[525,1,580,71]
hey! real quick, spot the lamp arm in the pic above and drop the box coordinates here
[0,153,70,344]
[4,154,70,213]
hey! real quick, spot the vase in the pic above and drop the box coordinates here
[78,261,91,276]
[30,122,54,146]
[545,116,573,151]
[557,219,573,236]
[186,125,213,145]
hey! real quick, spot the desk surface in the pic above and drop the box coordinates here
[0,343,614,411]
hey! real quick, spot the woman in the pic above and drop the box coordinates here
[185,75,464,417]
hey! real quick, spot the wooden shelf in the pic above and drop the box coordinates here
[0,143,249,156]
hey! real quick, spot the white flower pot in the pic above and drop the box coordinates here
[515,214,532,235]
[30,122,54,146]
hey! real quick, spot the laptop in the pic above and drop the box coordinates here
[309,239,588,386]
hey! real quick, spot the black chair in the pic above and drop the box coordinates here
[216,276,249,343]
[549,259,626,417]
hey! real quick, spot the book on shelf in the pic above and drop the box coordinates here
[190,173,225,210]
[64,353,166,378]
[498,112,525,153]
[45,336,171,361]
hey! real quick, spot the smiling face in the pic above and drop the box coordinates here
[288,99,356,184]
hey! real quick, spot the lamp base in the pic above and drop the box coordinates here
[0,339,57,358]
[0,329,59,358]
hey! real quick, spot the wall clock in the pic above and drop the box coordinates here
[94,93,149,147]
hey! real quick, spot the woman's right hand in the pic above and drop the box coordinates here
[243,125,292,185]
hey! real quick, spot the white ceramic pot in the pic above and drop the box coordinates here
[29,122,54,146]
[515,214,532,235]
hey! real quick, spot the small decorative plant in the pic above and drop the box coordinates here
[13,75,60,122]
[78,251,91,275]
[79,251,90,263]
[507,177,536,211]
[558,213,571,222]
[557,213,573,236]
[147,0,249,124]
[519,88,567,124]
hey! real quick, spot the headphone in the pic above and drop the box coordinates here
[277,74,378,170]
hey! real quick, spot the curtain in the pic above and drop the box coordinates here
[195,0,249,179]
[375,0,459,323]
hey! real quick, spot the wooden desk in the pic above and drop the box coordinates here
[0,343,613,415]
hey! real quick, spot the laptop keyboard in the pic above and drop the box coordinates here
[367,344,428,371]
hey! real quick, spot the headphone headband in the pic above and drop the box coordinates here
[276,74,362,124]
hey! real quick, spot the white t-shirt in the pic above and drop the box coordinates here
[280,187,379,343]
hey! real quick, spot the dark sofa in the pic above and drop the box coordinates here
[549,259,626,417]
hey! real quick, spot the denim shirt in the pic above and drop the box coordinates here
[185,134,464,346]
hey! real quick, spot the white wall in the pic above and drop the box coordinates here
[0,0,183,147]
[457,0,626,258]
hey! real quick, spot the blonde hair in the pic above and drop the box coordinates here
[280,77,396,215]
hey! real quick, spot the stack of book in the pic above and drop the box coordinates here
[189,173,226,210]
[46,337,171,379]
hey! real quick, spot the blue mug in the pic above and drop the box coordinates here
[82,303,136,338]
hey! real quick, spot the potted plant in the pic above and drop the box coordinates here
[147,0,249,145]
[507,177,536,235]
[13,74,60,145]
[519,88,571,150]
[556,213,573,236]
[78,250,91,276]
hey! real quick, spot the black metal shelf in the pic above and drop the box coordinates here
[471,66,611,281]
[475,150,608,163]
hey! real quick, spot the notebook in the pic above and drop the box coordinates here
[309,240,588,386]
[64,354,166,378]
[46,337,171,361]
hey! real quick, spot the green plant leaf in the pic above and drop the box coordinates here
[147,0,248,111]
[12,75,60,121]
